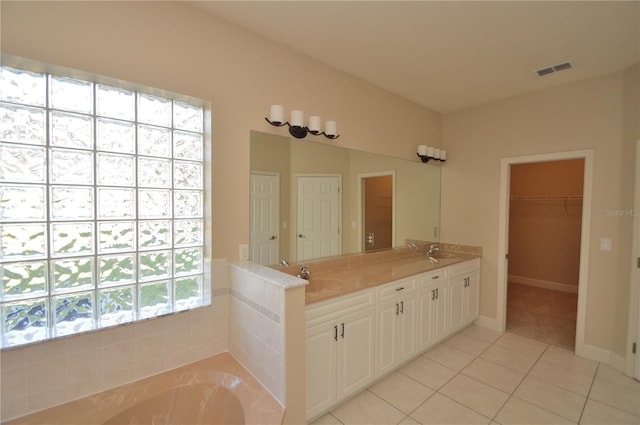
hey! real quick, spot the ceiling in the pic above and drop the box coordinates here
[190,1,639,113]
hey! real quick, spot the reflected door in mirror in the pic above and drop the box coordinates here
[250,172,279,265]
[363,175,393,252]
[297,175,341,261]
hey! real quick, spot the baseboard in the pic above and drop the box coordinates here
[577,343,631,376]
[473,315,501,332]
[508,274,578,294]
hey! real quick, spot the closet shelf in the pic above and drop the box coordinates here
[510,195,583,201]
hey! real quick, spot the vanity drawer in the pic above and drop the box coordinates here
[449,258,481,277]
[376,277,417,303]
[417,268,448,286]
[306,288,375,326]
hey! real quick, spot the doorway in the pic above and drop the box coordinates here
[250,171,279,265]
[296,175,341,261]
[497,150,593,356]
[506,159,584,350]
[362,174,393,252]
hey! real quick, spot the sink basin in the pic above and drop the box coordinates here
[429,251,461,260]
[306,278,344,293]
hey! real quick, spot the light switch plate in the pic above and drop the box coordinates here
[239,244,249,261]
[600,238,612,252]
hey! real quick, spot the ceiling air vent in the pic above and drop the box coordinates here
[535,61,574,77]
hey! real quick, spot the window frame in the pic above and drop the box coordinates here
[0,55,212,349]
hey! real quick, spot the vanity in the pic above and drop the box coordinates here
[250,130,478,421]
[278,243,481,422]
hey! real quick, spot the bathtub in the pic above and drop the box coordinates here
[6,352,284,425]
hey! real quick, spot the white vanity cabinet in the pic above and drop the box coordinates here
[448,258,481,331]
[305,290,376,421]
[374,277,418,377]
[417,268,449,351]
[305,257,481,421]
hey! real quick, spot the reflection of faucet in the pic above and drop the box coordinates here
[427,244,440,256]
[407,242,418,250]
[279,258,290,267]
[297,266,311,280]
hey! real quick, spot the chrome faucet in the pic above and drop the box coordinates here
[427,244,440,256]
[279,258,290,267]
[297,265,311,280]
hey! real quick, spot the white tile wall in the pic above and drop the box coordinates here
[0,258,230,422]
[228,264,287,405]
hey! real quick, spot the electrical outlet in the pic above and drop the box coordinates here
[239,244,249,261]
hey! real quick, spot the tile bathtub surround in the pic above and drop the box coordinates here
[311,326,640,425]
[0,258,230,423]
[4,352,284,425]
[228,262,306,409]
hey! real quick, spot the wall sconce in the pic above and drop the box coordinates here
[417,145,447,163]
[265,105,340,140]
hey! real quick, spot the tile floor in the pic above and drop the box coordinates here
[506,282,577,350]
[310,325,640,425]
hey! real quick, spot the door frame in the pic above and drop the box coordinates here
[628,139,640,378]
[496,149,593,356]
[294,173,342,261]
[357,171,396,253]
[250,170,280,265]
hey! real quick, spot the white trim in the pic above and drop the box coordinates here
[508,275,579,294]
[473,315,500,332]
[628,139,640,378]
[497,150,593,358]
[356,170,396,253]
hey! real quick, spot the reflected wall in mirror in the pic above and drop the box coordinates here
[250,130,441,265]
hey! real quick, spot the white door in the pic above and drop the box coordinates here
[296,175,341,261]
[250,172,279,265]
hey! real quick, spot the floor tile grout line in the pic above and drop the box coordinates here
[497,343,589,424]
[576,361,599,425]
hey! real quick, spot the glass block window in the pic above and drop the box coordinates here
[0,64,209,348]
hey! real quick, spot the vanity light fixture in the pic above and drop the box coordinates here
[265,105,340,140]
[417,145,447,163]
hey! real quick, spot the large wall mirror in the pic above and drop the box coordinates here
[250,130,441,266]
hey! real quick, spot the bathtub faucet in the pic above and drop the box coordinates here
[297,266,311,280]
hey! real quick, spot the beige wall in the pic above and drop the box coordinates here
[0,0,441,263]
[441,65,640,357]
[508,160,584,288]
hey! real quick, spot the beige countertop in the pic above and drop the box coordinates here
[291,250,481,305]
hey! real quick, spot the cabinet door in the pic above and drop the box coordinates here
[417,289,434,351]
[375,301,398,377]
[306,319,337,420]
[337,307,376,400]
[398,297,417,364]
[449,276,465,332]
[463,271,480,324]
[432,281,449,342]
